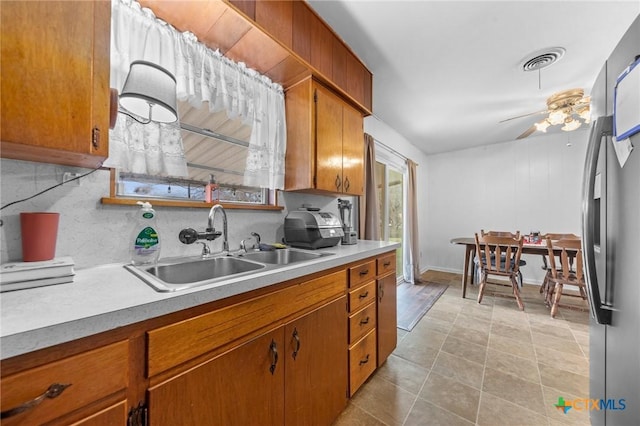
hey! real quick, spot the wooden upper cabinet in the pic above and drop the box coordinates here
[256,1,293,49]
[285,78,364,196]
[342,101,365,195]
[0,0,111,168]
[310,16,333,81]
[346,51,371,112]
[333,37,348,91]
[292,0,312,64]
[253,0,372,113]
[228,0,256,20]
[315,84,345,193]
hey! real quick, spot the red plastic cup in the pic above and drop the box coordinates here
[20,212,60,262]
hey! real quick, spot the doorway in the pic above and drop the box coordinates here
[375,145,406,280]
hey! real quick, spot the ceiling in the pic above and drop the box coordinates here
[307,1,640,155]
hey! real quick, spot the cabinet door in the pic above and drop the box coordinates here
[148,328,285,426]
[377,273,397,367]
[342,102,364,195]
[315,84,344,193]
[284,297,347,426]
[0,0,110,168]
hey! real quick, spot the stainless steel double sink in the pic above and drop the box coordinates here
[125,248,334,292]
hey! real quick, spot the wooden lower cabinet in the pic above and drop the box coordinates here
[377,272,397,367]
[0,341,129,426]
[148,328,286,425]
[148,297,347,426]
[284,296,347,425]
[1,250,397,425]
[70,401,128,426]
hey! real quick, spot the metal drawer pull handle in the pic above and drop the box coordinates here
[359,354,370,366]
[335,175,342,190]
[269,340,278,375]
[1,383,71,419]
[359,269,369,276]
[292,329,301,360]
[383,261,391,267]
[360,317,370,325]
[344,177,350,191]
[358,291,369,299]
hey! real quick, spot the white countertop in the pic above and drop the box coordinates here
[0,241,398,360]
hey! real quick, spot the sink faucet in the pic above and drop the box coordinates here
[178,203,229,255]
[241,232,261,252]
[208,204,229,253]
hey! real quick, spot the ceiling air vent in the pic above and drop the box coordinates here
[521,47,566,72]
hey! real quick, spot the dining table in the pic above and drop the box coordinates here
[450,236,549,298]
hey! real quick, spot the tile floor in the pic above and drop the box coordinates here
[334,271,591,426]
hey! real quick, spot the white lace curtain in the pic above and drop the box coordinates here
[108,0,287,189]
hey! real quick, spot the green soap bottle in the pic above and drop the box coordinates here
[131,201,161,265]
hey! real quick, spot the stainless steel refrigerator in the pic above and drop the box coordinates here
[582,15,640,426]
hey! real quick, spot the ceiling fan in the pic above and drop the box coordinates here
[501,88,591,139]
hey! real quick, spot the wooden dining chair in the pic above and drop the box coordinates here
[539,233,580,303]
[474,233,525,310]
[478,230,526,286]
[544,236,587,317]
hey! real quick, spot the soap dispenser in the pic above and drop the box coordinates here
[205,174,219,203]
[130,201,161,265]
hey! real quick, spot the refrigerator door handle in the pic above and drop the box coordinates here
[581,115,613,325]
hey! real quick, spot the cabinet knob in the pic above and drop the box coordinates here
[91,127,100,149]
[359,354,370,366]
[269,340,278,375]
[335,174,342,190]
[1,383,71,419]
[291,328,301,360]
[344,176,350,192]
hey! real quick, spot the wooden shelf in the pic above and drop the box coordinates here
[100,197,283,211]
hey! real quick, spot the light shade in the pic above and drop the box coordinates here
[535,119,551,132]
[547,109,567,125]
[119,60,177,123]
[561,117,582,132]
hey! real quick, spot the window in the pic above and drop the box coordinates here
[115,100,272,206]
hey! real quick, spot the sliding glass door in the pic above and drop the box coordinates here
[375,145,406,279]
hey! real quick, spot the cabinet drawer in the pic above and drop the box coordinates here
[0,341,128,426]
[377,252,396,276]
[349,329,376,396]
[348,280,376,312]
[71,400,128,426]
[348,302,376,344]
[148,269,346,376]
[348,260,376,288]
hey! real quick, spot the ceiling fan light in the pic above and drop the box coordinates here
[548,110,567,125]
[578,106,591,122]
[535,119,551,132]
[561,118,581,132]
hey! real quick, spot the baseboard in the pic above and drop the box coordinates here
[422,265,542,286]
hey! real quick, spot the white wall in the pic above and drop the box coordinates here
[364,116,430,270]
[423,129,588,283]
[0,159,352,269]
